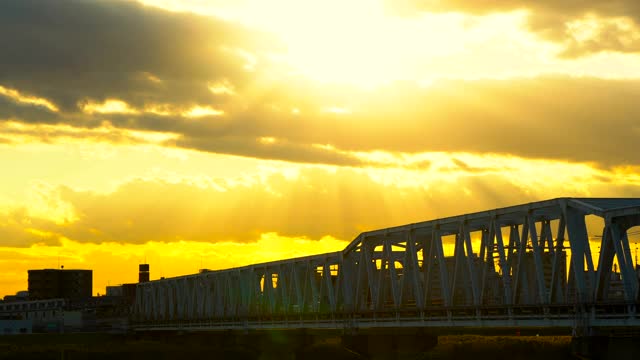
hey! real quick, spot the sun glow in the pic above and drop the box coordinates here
[81,99,139,115]
[141,0,475,87]
[246,0,467,87]
[140,0,640,87]
[0,233,348,296]
[184,106,225,118]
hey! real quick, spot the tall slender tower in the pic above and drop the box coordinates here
[139,263,150,283]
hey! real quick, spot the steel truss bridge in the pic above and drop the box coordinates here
[133,198,640,334]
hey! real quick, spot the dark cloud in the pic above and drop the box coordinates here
[4,76,640,168]
[386,0,640,56]
[559,21,640,57]
[0,120,168,145]
[388,0,640,17]
[0,0,275,112]
[176,135,366,167]
[450,158,499,174]
[317,77,640,168]
[0,97,59,123]
[157,77,640,168]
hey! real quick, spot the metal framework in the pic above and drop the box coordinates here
[133,198,640,333]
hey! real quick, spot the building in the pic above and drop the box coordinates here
[138,264,149,283]
[105,286,123,297]
[3,291,29,302]
[0,298,92,333]
[0,319,32,335]
[28,269,92,300]
[103,264,150,304]
[0,298,64,333]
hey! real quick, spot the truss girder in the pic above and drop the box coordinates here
[133,198,640,329]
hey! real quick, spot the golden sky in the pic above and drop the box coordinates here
[1,0,640,297]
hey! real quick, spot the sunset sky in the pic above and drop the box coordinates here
[2,0,640,297]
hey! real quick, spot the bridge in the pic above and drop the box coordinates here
[132,198,640,337]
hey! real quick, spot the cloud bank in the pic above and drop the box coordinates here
[1,0,639,168]
[386,0,640,56]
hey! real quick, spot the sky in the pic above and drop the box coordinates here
[1,0,640,297]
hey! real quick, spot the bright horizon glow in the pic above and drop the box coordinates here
[0,233,349,297]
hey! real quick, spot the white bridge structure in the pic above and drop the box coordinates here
[133,198,640,334]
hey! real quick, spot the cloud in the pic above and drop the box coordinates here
[1,1,640,168]
[0,96,59,124]
[52,171,406,244]
[0,121,178,146]
[0,208,63,247]
[163,77,640,168]
[386,0,640,56]
[388,0,640,17]
[325,77,640,168]
[3,74,640,168]
[1,159,638,248]
[175,135,367,166]
[0,0,275,113]
[3,76,640,168]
